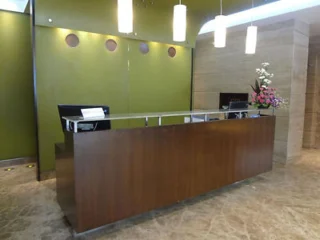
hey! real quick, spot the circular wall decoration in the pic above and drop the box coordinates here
[65,34,79,48]
[168,47,176,58]
[139,43,149,55]
[105,39,118,52]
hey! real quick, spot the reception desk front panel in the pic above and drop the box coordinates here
[56,115,276,233]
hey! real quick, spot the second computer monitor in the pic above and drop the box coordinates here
[228,101,248,119]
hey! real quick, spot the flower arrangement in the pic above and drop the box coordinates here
[251,62,286,109]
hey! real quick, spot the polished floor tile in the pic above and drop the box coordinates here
[1,150,320,240]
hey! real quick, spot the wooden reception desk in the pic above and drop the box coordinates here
[56,110,276,233]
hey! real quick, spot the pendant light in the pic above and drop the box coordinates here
[118,0,133,34]
[245,26,258,54]
[245,0,258,54]
[173,0,187,42]
[214,0,227,48]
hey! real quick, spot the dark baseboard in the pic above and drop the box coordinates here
[0,157,36,168]
[40,170,56,181]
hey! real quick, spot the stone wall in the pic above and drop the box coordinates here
[303,36,320,148]
[193,19,309,162]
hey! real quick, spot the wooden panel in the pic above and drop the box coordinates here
[55,141,77,228]
[58,116,275,232]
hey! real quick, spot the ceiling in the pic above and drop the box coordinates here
[134,0,278,16]
[197,3,320,41]
[230,4,320,37]
[135,0,276,13]
[199,0,320,35]
[1,0,277,17]
[0,0,28,13]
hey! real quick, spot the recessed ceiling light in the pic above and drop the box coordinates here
[48,18,53,23]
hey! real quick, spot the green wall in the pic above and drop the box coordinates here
[36,26,192,172]
[0,11,36,160]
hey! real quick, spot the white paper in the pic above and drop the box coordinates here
[81,108,105,119]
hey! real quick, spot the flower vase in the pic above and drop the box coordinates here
[257,105,270,109]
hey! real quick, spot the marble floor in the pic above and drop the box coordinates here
[1,150,320,240]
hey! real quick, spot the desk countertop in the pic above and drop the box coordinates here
[62,108,273,122]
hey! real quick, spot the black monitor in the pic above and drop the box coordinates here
[227,101,248,119]
[58,105,111,132]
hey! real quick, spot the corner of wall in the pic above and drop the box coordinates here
[287,19,310,159]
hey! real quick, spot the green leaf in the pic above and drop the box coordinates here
[255,80,261,94]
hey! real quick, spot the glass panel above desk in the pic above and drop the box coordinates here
[62,108,274,133]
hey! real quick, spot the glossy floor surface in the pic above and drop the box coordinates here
[1,150,320,240]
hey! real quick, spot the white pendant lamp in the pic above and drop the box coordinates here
[245,26,258,54]
[117,0,133,34]
[173,0,187,42]
[214,0,227,48]
[245,0,258,54]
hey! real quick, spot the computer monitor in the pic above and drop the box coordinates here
[58,105,111,132]
[227,101,248,119]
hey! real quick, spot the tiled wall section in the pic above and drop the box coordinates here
[193,19,309,162]
[303,36,320,149]
[287,22,309,159]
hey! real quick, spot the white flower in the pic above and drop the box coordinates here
[255,63,274,87]
[264,80,272,84]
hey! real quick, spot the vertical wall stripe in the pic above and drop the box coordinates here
[190,48,194,111]
[30,0,40,181]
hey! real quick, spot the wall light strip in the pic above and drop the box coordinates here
[199,0,320,35]
[0,1,17,12]
[0,0,28,13]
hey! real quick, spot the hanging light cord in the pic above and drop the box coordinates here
[220,0,223,15]
[251,0,254,26]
